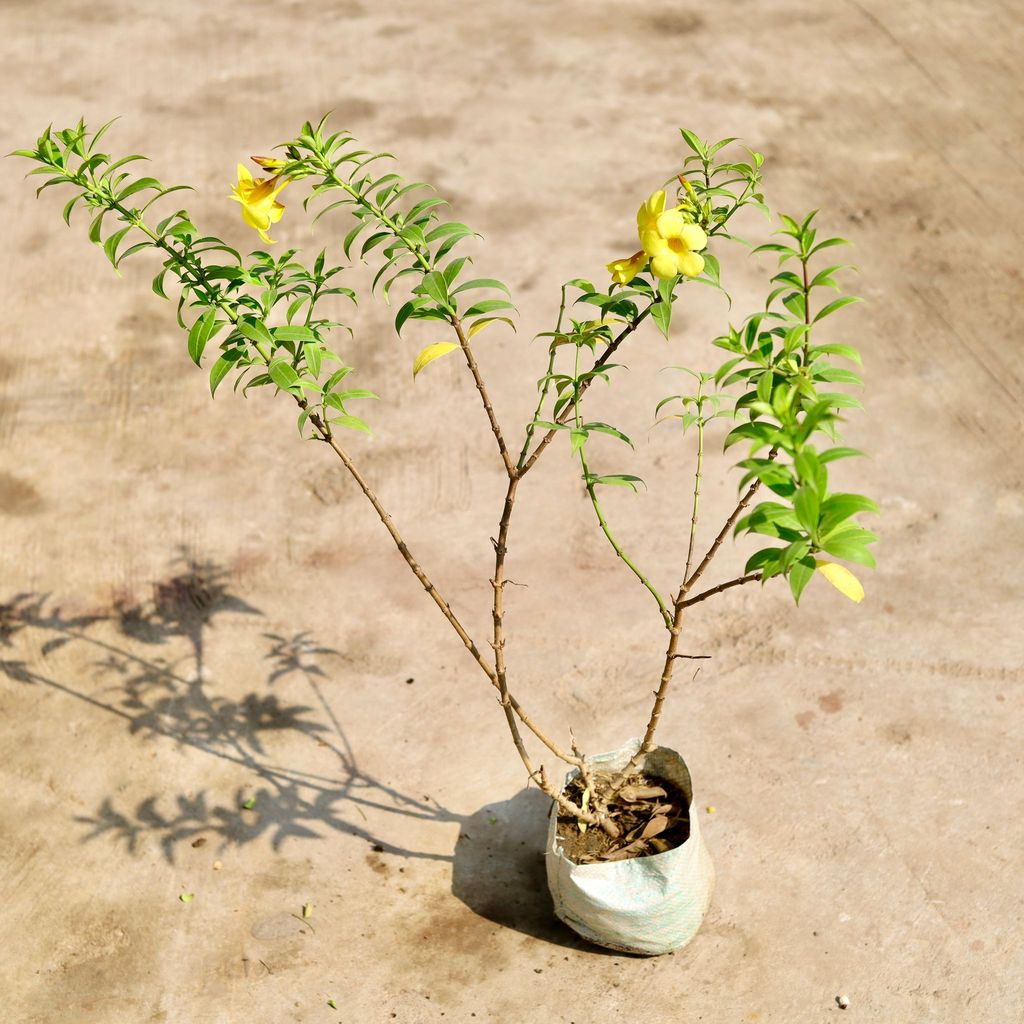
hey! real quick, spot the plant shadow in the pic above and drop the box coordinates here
[0,549,459,864]
[451,788,621,955]
[1,550,622,953]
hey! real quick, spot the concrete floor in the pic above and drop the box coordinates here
[1,1,1022,1021]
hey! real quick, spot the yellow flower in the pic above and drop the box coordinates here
[228,163,288,244]
[637,189,707,280]
[607,250,646,284]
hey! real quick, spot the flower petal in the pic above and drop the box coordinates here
[655,209,686,239]
[650,253,679,280]
[675,250,705,278]
[679,222,707,251]
[641,231,669,258]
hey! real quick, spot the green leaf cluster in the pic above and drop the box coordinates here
[15,121,376,440]
[271,115,515,346]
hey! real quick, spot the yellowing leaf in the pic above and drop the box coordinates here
[815,560,864,603]
[468,316,516,338]
[578,787,590,834]
[413,341,459,378]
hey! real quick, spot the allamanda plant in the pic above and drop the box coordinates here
[14,116,878,839]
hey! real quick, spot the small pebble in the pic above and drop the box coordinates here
[212,860,223,871]
[836,994,850,1010]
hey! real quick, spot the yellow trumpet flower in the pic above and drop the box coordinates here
[638,190,707,280]
[607,250,647,285]
[228,163,288,244]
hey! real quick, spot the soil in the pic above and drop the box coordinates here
[555,771,691,864]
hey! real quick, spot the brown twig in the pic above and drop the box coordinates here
[451,314,515,477]
[682,572,762,608]
[305,413,578,768]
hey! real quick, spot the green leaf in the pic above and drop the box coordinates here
[818,493,879,530]
[441,256,471,287]
[652,296,672,340]
[187,309,221,366]
[209,349,243,396]
[88,209,107,244]
[303,342,322,379]
[331,414,372,434]
[744,547,780,576]
[116,177,161,202]
[395,297,425,335]
[164,219,198,240]
[570,428,588,453]
[463,298,514,317]
[813,343,862,365]
[583,421,634,447]
[333,388,378,402]
[819,524,878,568]
[268,359,300,390]
[788,555,816,604]
[273,325,318,343]
[323,367,353,393]
[152,269,169,300]
[735,501,802,537]
[679,128,707,157]
[818,446,865,464]
[589,473,645,491]
[809,237,850,256]
[102,225,132,266]
[237,318,274,348]
[418,271,452,311]
[813,296,862,323]
[451,278,511,297]
[115,241,151,266]
[793,485,820,533]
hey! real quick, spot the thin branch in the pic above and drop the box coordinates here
[683,572,761,608]
[683,447,777,595]
[516,284,567,469]
[451,314,514,476]
[579,442,672,627]
[519,303,654,477]
[682,392,706,585]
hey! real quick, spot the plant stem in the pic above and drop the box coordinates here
[801,254,812,366]
[451,314,514,476]
[517,284,566,468]
[683,448,777,594]
[682,572,761,607]
[578,445,673,628]
[572,339,670,627]
[682,390,706,585]
[319,160,513,475]
[519,303,654,476]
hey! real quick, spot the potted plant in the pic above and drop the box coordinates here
[13,116,877,955]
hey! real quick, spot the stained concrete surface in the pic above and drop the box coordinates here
[1,1,1022,1021]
